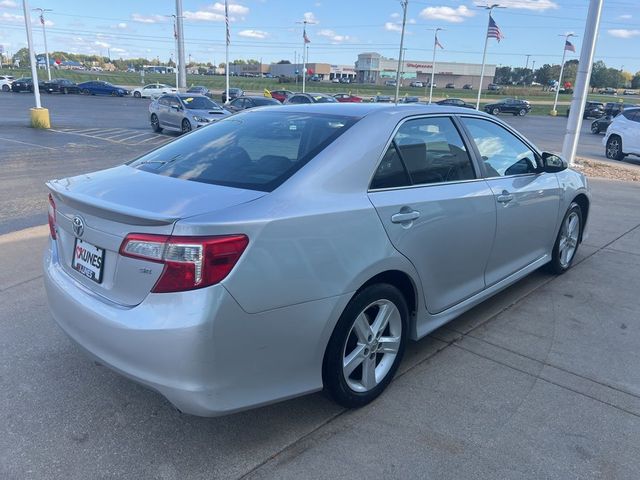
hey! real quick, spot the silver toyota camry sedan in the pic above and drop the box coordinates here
[44,103,590,416]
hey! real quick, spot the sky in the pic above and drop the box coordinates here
[1,0,639,72]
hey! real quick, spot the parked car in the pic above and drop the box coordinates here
[463,84,473,90]
[373,95,392,103]
[225,95,281,113]
[487,83,502,92]
[445,83,456,89]
[436,98,475,109]
[78,81,129,97]
[484,98,531,116]
[284,93,338,104]
[221,87,245,103]
[591,102,638,134]
[598,87,618,95]
[44,103,590,417]
[566,101,604,119]
[40,78,80,94]
[149,93,230,134]
[187,86,213,98]
[270,90,293,103]
[399,96,420,104]
[0,75,15,92]
[334,93,362,103]
[331,78,340,83]
[10,77,39,93]
[339,77,351,84]
[384,80,397,87]
[409,81,424,88]
[133,83,177,98]
[623,89,638,96]
[603,107,640,160]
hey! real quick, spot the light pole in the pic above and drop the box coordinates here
[168,14,180,88]
[562,0,604,166]
[428,28,443,104]
[551,32,577,115]
[22,0,49,128]
[394,0,408,103]
[33,7,51,81]
[296,18,315,93]
[174,0,186,89]
[475,4,505,110]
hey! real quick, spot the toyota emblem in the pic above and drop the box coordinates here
[72,216,85,238]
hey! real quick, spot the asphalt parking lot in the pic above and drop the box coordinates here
[2,92,640,479]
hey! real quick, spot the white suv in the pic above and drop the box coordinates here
[604,107,640,161]
[0,75,15,92]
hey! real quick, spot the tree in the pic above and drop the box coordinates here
[535,64,560,87]
[494,66,512,85]
[631,72,640,89]
[277,60,291,64]
[590,60,608,90]
[12,47,30,67]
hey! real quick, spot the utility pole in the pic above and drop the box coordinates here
[428,28,443,104]
[296,18,315,93]
[168,14,180,88]
[175,0,186,90]
[22,0,49,128]
[476,4,505,110]
[224,0,230,103]
[562,0,604,166]
[551,32,577,115]
[394,0,408,103]
[525,54,531,71]
[531,60,536,85]
[33,7,51,81]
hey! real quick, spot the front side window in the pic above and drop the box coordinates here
[129,111,358,192]
[461,117,538,177]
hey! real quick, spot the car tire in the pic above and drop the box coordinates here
[492,107,500,115]
[134,91,141,98]
[2,84,9,92]
[518,108,527,116]
[82,89,90,95]
[323,283,408,409]
[591,123,600,134]
[150,114,162,133]
[548,202,582,274]
[605,135,625,160]
[62,87,68,94]
[181,119,192,134]
[111,91,118,97]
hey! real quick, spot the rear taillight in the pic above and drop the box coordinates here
[119,233,249,293]
[47,193,57,239]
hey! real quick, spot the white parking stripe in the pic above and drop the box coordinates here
[0,136,57,151]
[49,128,168,146]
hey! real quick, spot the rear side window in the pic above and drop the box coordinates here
[129,111,358,192]
[622,109,640,122]
[370,144,410,189]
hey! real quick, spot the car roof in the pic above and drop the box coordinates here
[238,95,278,100]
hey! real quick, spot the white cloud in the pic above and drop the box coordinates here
[608,29,640,39]
[238,29,268,39]
[184,3,249,22]
[94,40,111,48]
[184,11,225,21]
[419,6,475,23]
[619,14,632,20]
[390,12,400,19]
[112,22,128,30]
[0,0,18,7]
[1,11,21,22]
[493,0,558,10]
[384,22,402,32]
[303,12,318,23]
[208,2,249,15]
[317,29,350,43]
[111,47,126,53]
[131,13,165,24]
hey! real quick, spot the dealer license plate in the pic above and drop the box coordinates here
[72,238,105,284]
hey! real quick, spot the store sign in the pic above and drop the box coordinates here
[407,63,432,69]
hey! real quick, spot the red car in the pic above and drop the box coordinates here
[270,90,293,103]
[334,93,362,103]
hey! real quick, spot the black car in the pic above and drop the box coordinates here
[463,84,473,90]
[226,95,281,112]
[566,101,604,119]
[399,96,420,103]
[436,98,475,109]
[221,87,245,103]
[590,103,638,134]
[484,98,531,116]
[284,93,338,104]
[11,77,39,93]
[445,83,456,89]
[186,86,213,98]
[41,78,80,94]
[487,83,502,92]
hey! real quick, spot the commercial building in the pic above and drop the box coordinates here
[355,52,496,89]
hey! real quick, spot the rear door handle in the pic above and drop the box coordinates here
[391,210,420,224]
[496,192,514,204]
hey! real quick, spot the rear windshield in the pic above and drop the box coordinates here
[179,96,221,110]
[129,111,358,191]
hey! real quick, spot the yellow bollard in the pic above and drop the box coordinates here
[549,109,558,117]
[30,107,51,129]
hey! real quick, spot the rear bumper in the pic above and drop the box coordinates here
[44,239,349,416]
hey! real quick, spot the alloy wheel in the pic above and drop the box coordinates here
[342,299,402,393]
[181,119,192,134]
[558,212,580,268]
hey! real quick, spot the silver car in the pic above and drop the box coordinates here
[44,104,590,416]
[149,93,230,134]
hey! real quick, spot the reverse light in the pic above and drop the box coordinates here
[47,193,57,240]
[119,233,249,293]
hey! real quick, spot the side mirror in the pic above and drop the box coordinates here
[171,105,181,111]
[541,152,568,173]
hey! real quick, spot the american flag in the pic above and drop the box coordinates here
[487,15,503,42]
[303,27,310,44]
[565,40,576,52]
[225,0,230,46]
[435,34,443,50]
[40,14,45,26]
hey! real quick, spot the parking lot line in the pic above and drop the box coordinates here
[49,127,168,146]
[0,136,57,151]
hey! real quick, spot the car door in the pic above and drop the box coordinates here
[368,115,497,314]
[618,110,640,153]
[165,97,183,129]
[459,116,561,286]
[155,97,170,127]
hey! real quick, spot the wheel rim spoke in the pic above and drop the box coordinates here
[343,344,366,377]
[379,336,400,354]
[371,303,393,337]
[361,356,377,389]
[353,313,373,343]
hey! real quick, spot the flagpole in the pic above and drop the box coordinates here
[33,8,51,81]
[428,28,442,104]
[224,0,229,104]
[476,4,504,110]
[394,0,408,104]
[552,33,576,115]
[302,23,307,94]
